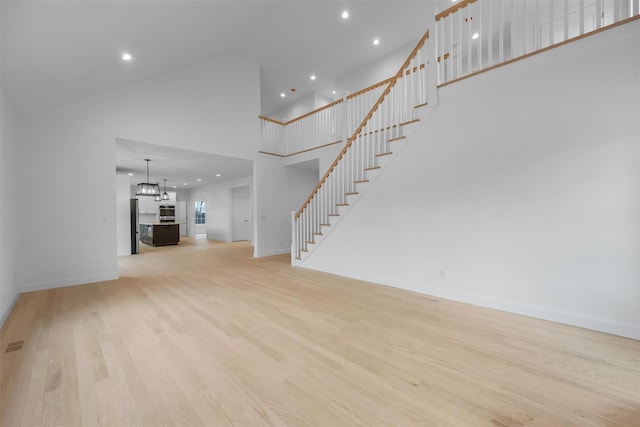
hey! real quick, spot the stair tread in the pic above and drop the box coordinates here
[387,136,406,143]
[400,118,420,126]
[365,166,381,171]
[345,192,359,196]
[354,180,370,184]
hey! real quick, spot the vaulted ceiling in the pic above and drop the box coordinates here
[1,0,452,117]
[1,0,451,187]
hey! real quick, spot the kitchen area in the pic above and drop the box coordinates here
[115,139,255,258]
[130,190,188,253]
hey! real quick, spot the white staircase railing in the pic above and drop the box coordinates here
[345,79,391,139]
[259,99,344,157]
[260,70,424,157]
[436,0,640,85]
[292,30,431,261]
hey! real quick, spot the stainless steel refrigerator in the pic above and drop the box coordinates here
[130,199,139,254]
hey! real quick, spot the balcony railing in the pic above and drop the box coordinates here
[259,69,426,158]
[259,99,344,157]
[436,0,640,86]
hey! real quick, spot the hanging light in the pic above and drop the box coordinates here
[135,159,161,196]
[162,179,170,200]
[154,183,162,202]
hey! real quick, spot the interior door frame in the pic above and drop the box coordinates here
[230,185,252,242]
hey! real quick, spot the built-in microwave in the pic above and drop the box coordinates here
[159,205,175,222]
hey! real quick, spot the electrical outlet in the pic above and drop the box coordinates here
[439,269,447,280]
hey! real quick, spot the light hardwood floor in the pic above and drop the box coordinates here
[1,237,638,426]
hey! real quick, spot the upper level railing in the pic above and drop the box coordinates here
[259,99,344,157]
[436,0,640,86]
[259,70,425,157]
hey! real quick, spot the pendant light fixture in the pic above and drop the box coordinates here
[135,159,161,197]
[162,179,170,201]
[154,183,162,202]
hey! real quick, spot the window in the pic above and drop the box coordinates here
[195,200,206,224]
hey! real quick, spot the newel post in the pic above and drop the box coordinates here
[290,211,297,265]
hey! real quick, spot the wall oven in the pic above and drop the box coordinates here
[159,205,175,222]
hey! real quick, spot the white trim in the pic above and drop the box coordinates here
[0,293,20,328]
[20,273,119,294]
[301,267,640,340]
[255,247,290,258]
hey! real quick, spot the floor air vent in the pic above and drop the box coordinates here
[5,340,24,353]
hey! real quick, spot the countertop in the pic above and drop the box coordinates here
[139,222,185,226]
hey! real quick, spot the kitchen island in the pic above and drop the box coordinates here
[140,223,180,246]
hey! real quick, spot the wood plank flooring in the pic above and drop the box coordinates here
[1,237,639,426]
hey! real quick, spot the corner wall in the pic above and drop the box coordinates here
[0,88,18,325]
[303,22,640,338]
[253,157,318,257]
[116,174,132,256]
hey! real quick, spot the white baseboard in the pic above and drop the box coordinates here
[0,292,20,329]
[254,247,290,258]
[20,273,119,294]
[412,284,640,340]
[301,266,640,340]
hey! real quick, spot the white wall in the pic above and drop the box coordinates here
[283,142,344,180]
[174,188,190,202]
[253,156,318,257]
[116,174,132,256]
[303,22,640,339]
[16,55,260,292]
[267,92,315,121]
[0,88,19,325]
[189,176,252,243]
[335,40,417,97]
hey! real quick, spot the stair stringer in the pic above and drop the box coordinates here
[293,104,435,267]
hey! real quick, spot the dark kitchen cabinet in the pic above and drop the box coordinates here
[140,223,180,247]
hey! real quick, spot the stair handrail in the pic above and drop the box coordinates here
[259,98,344,126]
[295,29,430,219]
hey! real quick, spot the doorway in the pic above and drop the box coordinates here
[194,196,206,238]
[231,186,251,242]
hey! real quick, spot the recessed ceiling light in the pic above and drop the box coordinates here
[173,186,177,188]
[310,74,316,81]
[332,90,336,95]
[373,39,380,46]
[216,174,221,177]
[183,183,188,186]
[472,32,479,39]
[122,52,132,61]
[127,173,134,176]
[341,10,349,19]
[197,178,202,182]
[280,92,286,98]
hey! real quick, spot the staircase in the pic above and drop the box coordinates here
[284,0,640,265]
[292,30,434,265]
